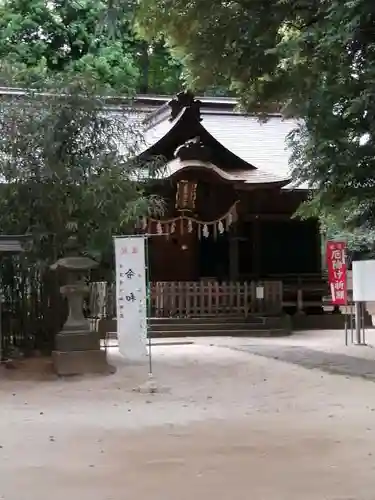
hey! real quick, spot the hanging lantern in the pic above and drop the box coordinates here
[203,224,209,238]
[171,221,176,234]
[218,220,225,234]
[187,219,193,233]
[175,180,197,211]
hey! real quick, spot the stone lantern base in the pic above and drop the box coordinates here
[50,252,114,376]
[52,329,111,376]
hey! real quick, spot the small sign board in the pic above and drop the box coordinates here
[352,260,375,302]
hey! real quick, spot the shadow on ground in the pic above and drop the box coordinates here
[233,345,375,380]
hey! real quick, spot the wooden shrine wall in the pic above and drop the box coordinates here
[237,189,321,277]
[147,184,321,281]
[148,225,198,281]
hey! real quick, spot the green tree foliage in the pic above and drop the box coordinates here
[0,0,183,94]
[0,78,164,263]
[137,0,375,247]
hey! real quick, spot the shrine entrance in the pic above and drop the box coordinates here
[199,232,229,280]
[142,165,238,283]
[148,224,198,281]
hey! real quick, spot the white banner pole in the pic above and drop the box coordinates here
[144,234,153,376]
[114,235,148,361]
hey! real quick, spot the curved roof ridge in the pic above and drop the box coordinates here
[163,158,290,188]
[142,107,258,171]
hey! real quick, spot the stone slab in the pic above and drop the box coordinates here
[291,314,372,331]
[61,322,91,333]
[52,349,111,376]
[55,331,100,352]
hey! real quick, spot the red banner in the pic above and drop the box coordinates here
[326,241,347,305]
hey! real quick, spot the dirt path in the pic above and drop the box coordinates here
[1,342,375,500]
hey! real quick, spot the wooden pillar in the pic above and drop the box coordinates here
[251,192,262,278]
[252,216,261,278]
[297,287,304,313]
[229,229,239,281]
[316,219,323,273]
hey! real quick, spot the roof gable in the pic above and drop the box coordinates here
[142,106,261,172]
[141,92,299,188]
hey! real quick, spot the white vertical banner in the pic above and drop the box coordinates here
[114,236,148,361]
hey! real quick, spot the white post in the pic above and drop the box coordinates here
[354,301,361,344]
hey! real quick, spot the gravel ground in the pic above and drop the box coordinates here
[1,335,375,500]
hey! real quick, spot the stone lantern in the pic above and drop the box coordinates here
[50,239,110,376]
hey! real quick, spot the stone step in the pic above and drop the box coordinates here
[103,327,291,340]
[150,322,266,332]
[148,328,291,338]
[149,317,288,330]
[291,313,372,330]
[97,317,291,339]
[149,316,266,325]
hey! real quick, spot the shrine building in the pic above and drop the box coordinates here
[134,91,326,319]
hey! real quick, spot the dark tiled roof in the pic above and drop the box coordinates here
[201,114,297,181]
[144,105,301,187]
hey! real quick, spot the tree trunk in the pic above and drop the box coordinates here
[139,42,149,94]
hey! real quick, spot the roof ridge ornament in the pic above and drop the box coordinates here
[174,136,211,162]
[169,90,202,122]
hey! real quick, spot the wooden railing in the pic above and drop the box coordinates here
[280,274,328,312]
[239,273,328,312]
[88,275,328,319]
[88,280,283,318]
[150,280,282,317]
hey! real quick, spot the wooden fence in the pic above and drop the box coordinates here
[88,280,283,319]
[88,276,328,319]
[150,280,282,317]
